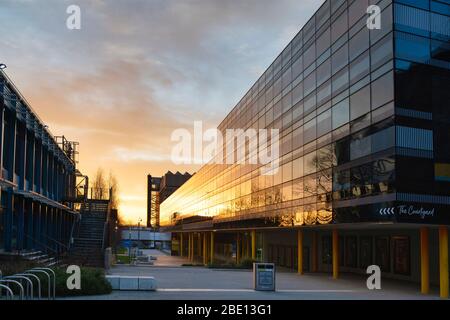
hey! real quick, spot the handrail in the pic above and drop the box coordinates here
[0,280,24,300]
[27,270,51,300]
[32,268,55,300]
[0,284,14,300]
[4,276,33,300]
[21,273,41,299]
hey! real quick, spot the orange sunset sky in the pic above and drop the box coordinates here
[0,0,321,225]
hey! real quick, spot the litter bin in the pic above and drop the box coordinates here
[253,263,276,291]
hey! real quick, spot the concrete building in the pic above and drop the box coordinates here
[147,171,192,228]
[0,69,80,255]
[160,0,450,298]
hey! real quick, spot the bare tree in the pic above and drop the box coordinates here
[108,170,120,210]
[92,168,107,199]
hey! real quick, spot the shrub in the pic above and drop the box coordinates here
[35,267,112,297]
[238,258,257,269]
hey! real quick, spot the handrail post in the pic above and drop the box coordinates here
[0,280,24,300]
[4,276,33,300]
[0,284,14,300]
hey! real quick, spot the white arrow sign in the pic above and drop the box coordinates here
[379,207,395,215]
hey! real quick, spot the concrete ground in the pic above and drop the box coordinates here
[63,250,444,300]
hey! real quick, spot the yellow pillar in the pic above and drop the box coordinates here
[251,230,256,260]
[312,231,318,272]
[203,233,207,265]
[236,233,240,264]
[439,226,449,299]
[332,229,339,280]
[180,233,184,257]
[298,230,303,275]
[210,232,215,264]
[420,227,429,294]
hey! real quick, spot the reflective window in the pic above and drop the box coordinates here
[371,34,393,70]
[317,109,332,137]
[349,27,370,61]
[349,0,369,26]
[304,71,316,97]
[350,85,371,121]
[292,82,304,106]
[350,135,372,160]
[371,72,394,109]
[304,93,317,115]
[332,11,348,43]
[332,67,349,96]
[332,44,348,74]
[304,118,317,143]
[317,28,331,57]
[332,98,350,129]
[317,59,331,86]
[395,32,430,63]
[317,80,331,106]
[293,126,304,150]
[293,157,304,179]
[350,50,370,84]
[304,44,316,68]
[304,151,317,175]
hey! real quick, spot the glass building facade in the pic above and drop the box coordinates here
[161,0,450,229]
[160,0,450,293]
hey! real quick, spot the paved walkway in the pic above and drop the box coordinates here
[62,250,445,300]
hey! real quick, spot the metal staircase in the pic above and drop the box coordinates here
[68,199,110,267]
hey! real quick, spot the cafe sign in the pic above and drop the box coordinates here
[379,205,435,219]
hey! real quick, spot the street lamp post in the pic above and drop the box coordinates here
[0,64,7,70]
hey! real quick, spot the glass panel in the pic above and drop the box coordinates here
[371,71,394,109]
[350,85,371,121]
[349,27,370,62]
[332,98,350,129]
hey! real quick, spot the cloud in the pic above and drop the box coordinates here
[0,0,324,224]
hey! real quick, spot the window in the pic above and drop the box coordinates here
[292,56,303,80]
[371,71,394,109]
[349,27,370,61]
[304,118,317,143]
[395,32,430,64]
[317,109,332,137]
[304,93,317,115]
[304,71,316,97]
[317,81,331,106]
[304,151,317,175]
[350,134,371,160]
[371,34,393,71]
[393,236,411,275]
[332,44,348,74]
[349,0,369,26]
[317,28,331,57]
[292,82,304,106]
[304,44,316,69]
[317,59,331,86]
[332,98,349,129]
[372,126,395,153]
[350,85,371,120]
[332,11,348,43]
[350,50,370,85]
[332,66,349,96]
[292,126,303,150]
[282,162,293,183]
[293,157,304,179]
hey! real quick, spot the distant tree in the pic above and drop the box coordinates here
[108,170,120,210]
[92,168,107,199]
